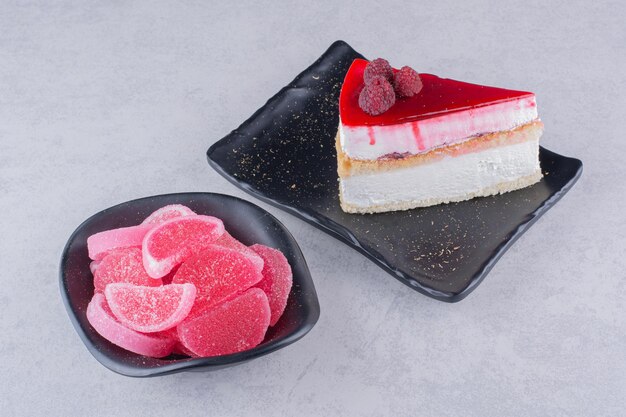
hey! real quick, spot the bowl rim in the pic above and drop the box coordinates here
[59,192,321,377]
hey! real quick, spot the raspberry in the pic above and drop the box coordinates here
[363,58,394,84]
[358,76,396,116]
[393,66,423,98]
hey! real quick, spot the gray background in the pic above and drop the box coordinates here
[1,1,624,416]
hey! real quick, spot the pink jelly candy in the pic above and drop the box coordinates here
[93,247,162,293]
[177,288,270,357]
[141,204,196,225]
[89,260,101,275]
[155,326,179,342]
[142,215,225,278]
[250,244,293,326]
[86,293,176,358]
[213,231,264,272]
[160,264,180,286]
[87,223,153,261]
[172,342,199,357]
[172,245,263,317]
[104,283,197,333]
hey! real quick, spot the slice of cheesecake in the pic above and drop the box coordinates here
[337,58,543,214]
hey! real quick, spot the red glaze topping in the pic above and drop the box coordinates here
[340,59,534,127]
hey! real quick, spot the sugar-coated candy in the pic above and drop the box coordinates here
[250,244,293,326]
[142,215,225,278]
[156,326,179,341]
[104,283,196,333]
[172,342,199,357]
[89,260,101,275]
[86,293,176,358]
[141,204,196,225]
[88,205,196,261]
[213,231,264,272]
[84,205,296,359]
[93,248,162,293]
[172,245,263,318]
[177,288,270,357]
[87,223,153,261]
[160,265,180,286]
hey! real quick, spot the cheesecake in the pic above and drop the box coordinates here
[337,58,543,214]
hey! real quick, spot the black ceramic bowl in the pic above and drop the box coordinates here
[60,193,320,377]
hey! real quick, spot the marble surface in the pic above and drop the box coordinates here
[1,1,624,416]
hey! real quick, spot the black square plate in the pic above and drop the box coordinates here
[207,41,583,302]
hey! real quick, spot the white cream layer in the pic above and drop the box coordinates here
[340,96,538,160]
[340,138,540,210]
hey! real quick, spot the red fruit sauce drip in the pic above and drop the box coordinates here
[367,126,375,145]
